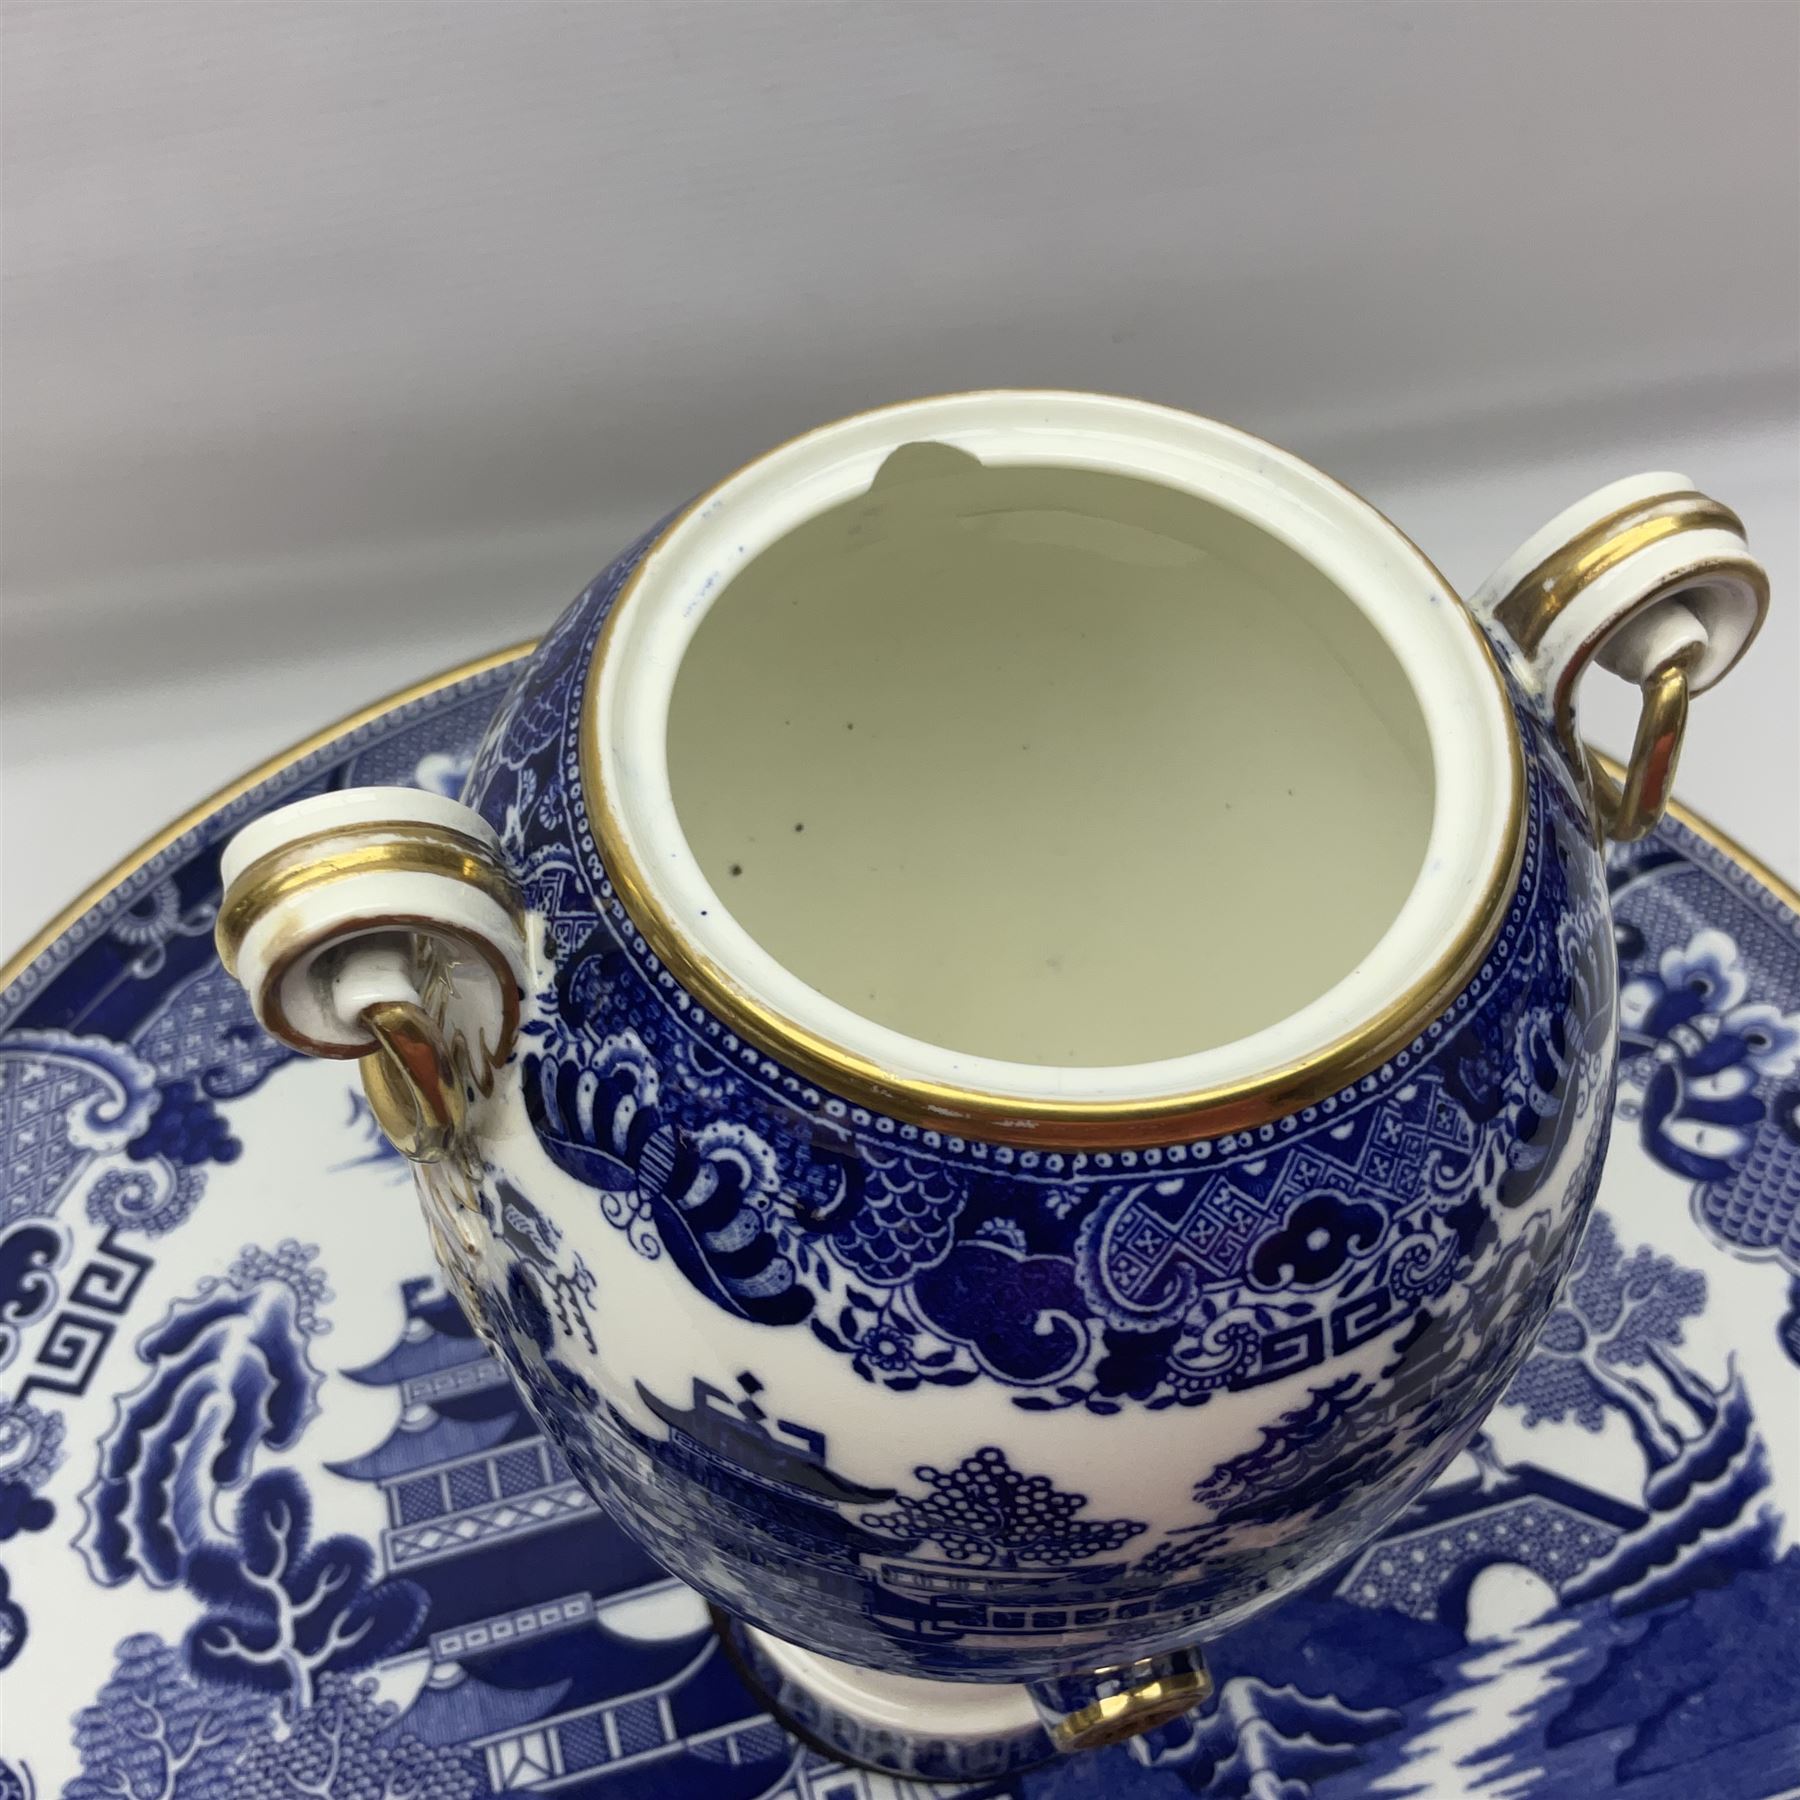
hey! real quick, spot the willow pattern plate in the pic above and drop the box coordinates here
[1,649,1796,1800]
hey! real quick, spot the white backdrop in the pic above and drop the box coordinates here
[3,0,1797,951]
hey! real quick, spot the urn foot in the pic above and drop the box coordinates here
[717,1612,1057,1781]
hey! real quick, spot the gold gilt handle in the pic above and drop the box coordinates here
[216,788,529,1160]
[1474,476,1768,842]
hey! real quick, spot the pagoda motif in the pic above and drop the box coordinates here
[636,1374,897,1507]
[330,1276,791,1795]
[613,1376,1155,1662]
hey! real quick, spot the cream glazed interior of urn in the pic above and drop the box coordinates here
[664,446,1438,1068]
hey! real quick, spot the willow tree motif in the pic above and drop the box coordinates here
[234,1674,480,1800]
[183,1470,425,1715]
[67,1634,270,1800]
[1504,1211,1708,1470]
[1507,1211,1778,1614]
[79,1242,331,1589]
[861,1445,1143,1568]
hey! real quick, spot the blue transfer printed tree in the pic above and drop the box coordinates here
[860,1445,1144,1567]
[1502,1211,1706,1471]
[1504,1212,1777,1612]
[183,1469,426,1715]
[80,1243,331,1589]
[234,1674,480,1800]
[1560,1358,1777,1615]
[68,1633,272,1800]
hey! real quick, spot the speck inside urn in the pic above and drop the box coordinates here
[668,448,1433,1065]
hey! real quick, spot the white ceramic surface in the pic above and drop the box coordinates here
[2,650,1796,1797]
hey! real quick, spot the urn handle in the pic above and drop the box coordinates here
[215,787,530,1161]
[1473,474,1768,842]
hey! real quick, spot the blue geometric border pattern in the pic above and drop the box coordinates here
[0,669,520,1333]
[462,567,1618,1421]
[2,647,1797,1798]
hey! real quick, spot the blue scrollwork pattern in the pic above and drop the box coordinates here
[5,648,1799,1792]
[462,546,1617,1425]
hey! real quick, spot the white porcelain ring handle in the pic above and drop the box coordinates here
[216,787,530,1158]
[1474,473,1769,842]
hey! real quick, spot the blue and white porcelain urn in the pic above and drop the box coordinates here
[215,392,1770,1777]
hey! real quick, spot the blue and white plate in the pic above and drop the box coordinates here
[3,650,1797,1800]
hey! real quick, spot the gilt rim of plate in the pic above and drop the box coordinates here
[3,644,1794,1019]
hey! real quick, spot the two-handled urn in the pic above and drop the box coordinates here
[215,393,1767,1779]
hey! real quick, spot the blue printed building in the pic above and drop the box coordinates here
[330,1278,802,1795]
